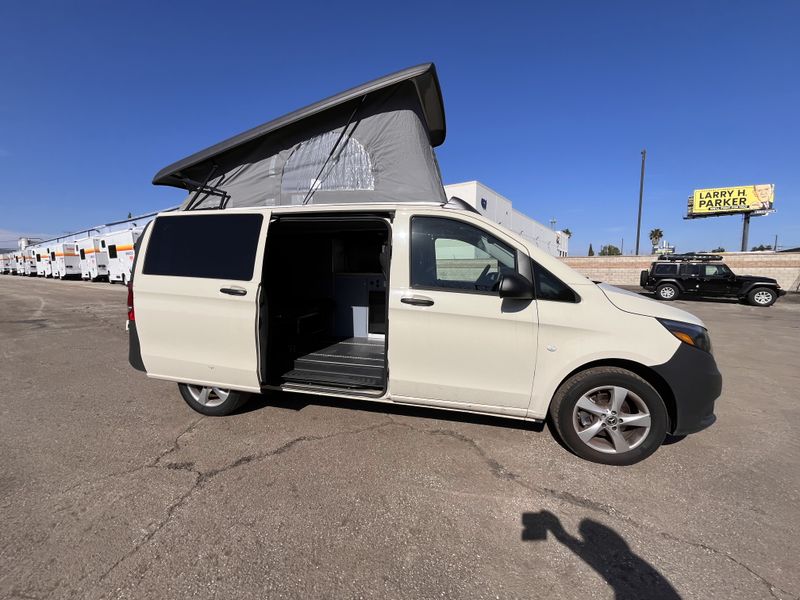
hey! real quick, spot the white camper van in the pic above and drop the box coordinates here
[128,64,721,466]
[102,229,141,284]
[76,236,109,281]
[49,243,81,280]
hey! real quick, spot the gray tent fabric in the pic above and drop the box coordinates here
[153,64,447,210]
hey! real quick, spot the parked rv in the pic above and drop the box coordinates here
[23,248,37,276]
[102,229,141,284]
[76,236,109,281]
[0,254,10,274]
[40,247,54,277]
[34,246,50,277]
[48,243,81,280]
[129,64,722,466]
[10,252,21,275]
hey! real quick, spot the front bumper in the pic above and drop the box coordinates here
[652,343,722,436]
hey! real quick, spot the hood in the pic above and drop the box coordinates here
[597,283,706,328]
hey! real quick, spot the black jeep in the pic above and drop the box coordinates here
[640,254,786,307]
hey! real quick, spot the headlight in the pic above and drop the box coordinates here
[657,318,712,354]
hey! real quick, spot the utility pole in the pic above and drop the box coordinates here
[635,149,646,255]
[549,218,557,230]
[774,234,778,252]
[740,213,751,252]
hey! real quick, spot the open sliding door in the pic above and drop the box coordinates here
[133,210,269,392]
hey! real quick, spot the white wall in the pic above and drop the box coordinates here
[444,181,569,256]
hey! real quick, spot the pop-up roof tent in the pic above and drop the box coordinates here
[153,63,447,210]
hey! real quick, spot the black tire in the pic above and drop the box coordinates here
[746,286,777,307]
[548,367,669,466]
[655,283,679,301]
[178,383,251,416]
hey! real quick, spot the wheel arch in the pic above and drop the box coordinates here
[655,279,684,292]
[553,358,677,432]
[740,281,778,296]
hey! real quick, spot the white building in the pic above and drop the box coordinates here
[443,181,569,257]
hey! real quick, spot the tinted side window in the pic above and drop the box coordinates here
[410,216,516,293]
[108,245,118,259]
[653,263,678,275]
[79,249,86,260]
[143,213,263,280]
[533,262,579,302]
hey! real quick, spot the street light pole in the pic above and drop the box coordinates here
[635,149,646,255]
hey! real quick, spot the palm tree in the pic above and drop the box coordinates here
[562,228,572,238]
[649,228,664,250]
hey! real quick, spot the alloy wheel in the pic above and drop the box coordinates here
[753,290,773,305]
[185,385,230,408]
[572,386,652,454]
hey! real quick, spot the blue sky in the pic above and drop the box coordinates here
[1,0,798,254]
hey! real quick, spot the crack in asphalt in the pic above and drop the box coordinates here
[94,418,396,587]
[59,416,795,600]
[56,417,206,498]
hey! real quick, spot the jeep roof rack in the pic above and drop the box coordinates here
[658,253,723,262]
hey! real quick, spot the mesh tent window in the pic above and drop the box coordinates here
[280,131,375,203]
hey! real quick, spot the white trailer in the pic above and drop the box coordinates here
[34,246,50,277]
[76,236,109,281]
[0,253,10,274]
[23,248,37,276]
[10,252,22,275]
[41,246,54,277]
[101,228,141,284]
[50,243,81,280]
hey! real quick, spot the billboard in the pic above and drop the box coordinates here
[687,184,774,218]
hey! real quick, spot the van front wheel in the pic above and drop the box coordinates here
[549,367,668,466]
[178,383,251,416]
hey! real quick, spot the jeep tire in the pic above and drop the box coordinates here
[656,283,679,301]
[747,287,777,307]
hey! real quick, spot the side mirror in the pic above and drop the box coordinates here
[499,272,535,300]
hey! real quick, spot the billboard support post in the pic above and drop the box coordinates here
[635,149,646,255]
[741,213,751,252]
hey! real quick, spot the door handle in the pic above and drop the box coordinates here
[220,287,247,296]
[401,295,434,307]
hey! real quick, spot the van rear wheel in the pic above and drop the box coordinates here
[549,367,668,466]
[178,383,251,416]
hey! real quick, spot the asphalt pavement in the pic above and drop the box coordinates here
[1,276,798,599]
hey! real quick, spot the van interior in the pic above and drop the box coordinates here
[261,216,390,393]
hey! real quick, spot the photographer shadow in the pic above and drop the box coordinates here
[522,511,681,600]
